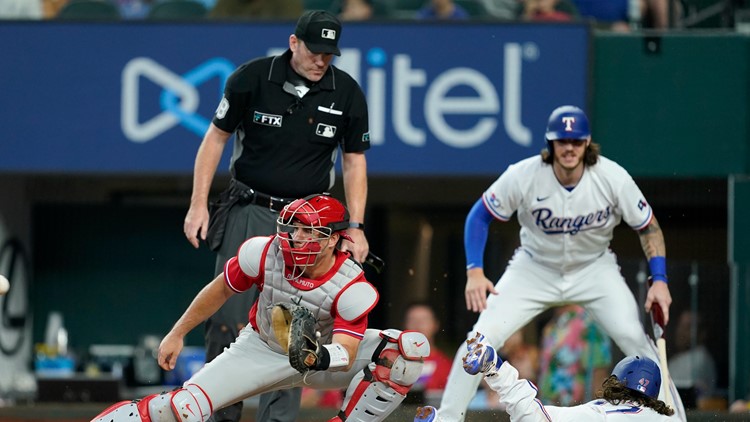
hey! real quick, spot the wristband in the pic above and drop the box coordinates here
[348,222,365,230]
[649,256,668,283]
[322,343,349,370]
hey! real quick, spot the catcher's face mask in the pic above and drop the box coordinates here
[276,194,351,279]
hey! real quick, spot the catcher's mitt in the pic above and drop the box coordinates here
[271,303,322,373]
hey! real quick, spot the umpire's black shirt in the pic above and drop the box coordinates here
[212,49,370,198]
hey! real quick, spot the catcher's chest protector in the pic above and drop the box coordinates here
[255,243,363,354]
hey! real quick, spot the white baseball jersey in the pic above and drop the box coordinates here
[485,362,677,421]
[482,155,652,272]
[436,154,689,422]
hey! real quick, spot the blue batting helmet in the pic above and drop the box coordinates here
[611,355,662,399]
[545,105,591,141]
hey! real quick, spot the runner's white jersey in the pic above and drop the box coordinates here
[486,362,676,421]
[482,155,652,272]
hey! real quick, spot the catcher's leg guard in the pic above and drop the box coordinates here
[90,384,212,422]
[338,329,430,422]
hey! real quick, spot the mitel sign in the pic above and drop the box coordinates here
[0,22,589,174]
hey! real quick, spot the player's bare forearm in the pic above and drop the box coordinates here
[640,219,672,317]
[185,124,232,246]
[341,152,369,261]
[158,275,233,370]
[341,152,367,224]
[169,275,234,338]
[638,217,666,259]
[190,124,231,207]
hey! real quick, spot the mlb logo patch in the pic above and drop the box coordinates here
[321,28,336,40]
[316,123,336,138]
[489,193,501,208]
[637,378,650,394]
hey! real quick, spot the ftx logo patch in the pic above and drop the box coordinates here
[254,111,282,127]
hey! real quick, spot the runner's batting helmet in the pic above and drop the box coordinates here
[611,355,662,399]
[545,105,591,141]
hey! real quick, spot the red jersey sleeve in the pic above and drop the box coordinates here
[332,313,368,340]
[224,256,258,293]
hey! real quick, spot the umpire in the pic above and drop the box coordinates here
[183,10,370,422]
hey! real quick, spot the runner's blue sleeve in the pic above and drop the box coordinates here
[465,198,494,270]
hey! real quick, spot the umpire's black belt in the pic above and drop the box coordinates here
[231,179,294,212]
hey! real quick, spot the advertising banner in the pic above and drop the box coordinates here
[0,21,589,175]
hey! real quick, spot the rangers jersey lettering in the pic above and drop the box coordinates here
[482,156,652,271]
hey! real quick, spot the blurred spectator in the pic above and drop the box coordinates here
[669,309,717,408]
[340,0,372,20]
[404,301,452,404]
[571,0,681,30]
[478,0,521,19]
[522,0,577,21]
[41,0,68,18]
[415,0,470,20]
[569,0,630,31]
[641,0,682,29]
[500,328,539,384]
[115,0,154,19]
[209,0,302,19]
[730,398,750,413]
[537,305,612,406]
[0,0,43,19]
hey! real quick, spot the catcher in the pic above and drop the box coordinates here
[91,194,430,422]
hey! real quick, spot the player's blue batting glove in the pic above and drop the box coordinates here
[462,332,502,375]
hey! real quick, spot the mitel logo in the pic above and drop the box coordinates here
[121,40,555,149]
[121,57,235,142]
[334,42,538,149]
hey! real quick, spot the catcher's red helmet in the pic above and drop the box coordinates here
[278,195,352,240]
[276,194,351,279]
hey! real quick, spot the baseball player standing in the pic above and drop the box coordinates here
[432,105,686,421]
[182,10,370,422]
[92,195,429,422]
